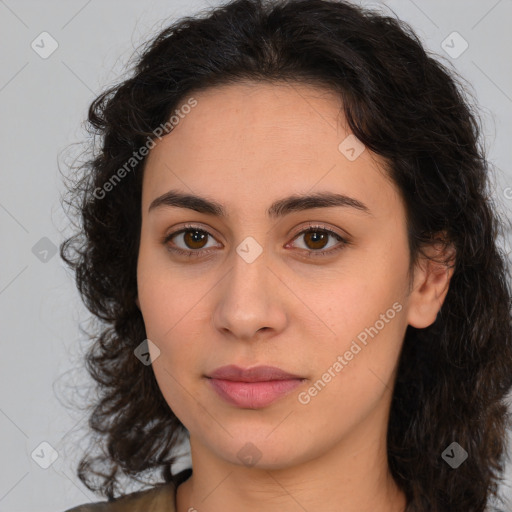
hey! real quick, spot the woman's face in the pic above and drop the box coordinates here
[136,81,438,471]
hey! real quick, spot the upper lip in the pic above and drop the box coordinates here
[207,365,304,382]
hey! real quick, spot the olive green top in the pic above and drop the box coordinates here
[60,468,508,511]
[63,468,192,512]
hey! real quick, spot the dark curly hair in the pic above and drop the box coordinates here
[59,0,512,510]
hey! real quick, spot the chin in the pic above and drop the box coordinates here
[204,432,315,470]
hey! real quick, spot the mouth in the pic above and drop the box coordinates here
[205,365,306,409]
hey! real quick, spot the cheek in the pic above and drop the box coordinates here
[298,291,406,441]
[150,356,204,434]
[137,239,199,340]
[307,251,407,337]
[304,247,409,387]
[136,249,213,378]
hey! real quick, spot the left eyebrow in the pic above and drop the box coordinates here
[148,190,373,218]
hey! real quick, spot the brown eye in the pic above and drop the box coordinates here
[182,229,209,249]
[289,226,346,256]
[164,225,221,256]
[302,230,330,250]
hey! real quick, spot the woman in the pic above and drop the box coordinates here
[60,0,512,510]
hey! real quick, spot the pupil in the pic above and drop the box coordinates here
[308,231,327,249]
[185,230,206,248]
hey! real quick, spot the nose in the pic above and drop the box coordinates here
[211,248,288,342]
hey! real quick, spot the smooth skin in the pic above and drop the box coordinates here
[135,81,455,512]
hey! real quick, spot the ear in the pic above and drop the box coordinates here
[406,237,456,329]
[135,296,141,310]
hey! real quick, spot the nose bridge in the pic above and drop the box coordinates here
[211,238,287,339]
[226,228,271,292]
[227,239,271,309]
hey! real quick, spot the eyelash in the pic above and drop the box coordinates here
[162,223,350,259]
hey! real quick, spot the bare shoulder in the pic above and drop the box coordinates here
[62,481,177,512]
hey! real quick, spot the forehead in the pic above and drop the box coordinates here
[141,81,401,219]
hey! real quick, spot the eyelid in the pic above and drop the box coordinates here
[287,221,349,242]
[285,223,349,256]
[161,223,223,250]
[162,222,223,243]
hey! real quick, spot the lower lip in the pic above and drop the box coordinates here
[207,378,304,409]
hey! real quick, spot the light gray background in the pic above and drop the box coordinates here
[1,1,511,511]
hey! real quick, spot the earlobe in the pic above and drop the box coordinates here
[406,241,456,329]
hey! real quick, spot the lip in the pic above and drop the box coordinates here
[206,365,306,409]
[207,364,304,382]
